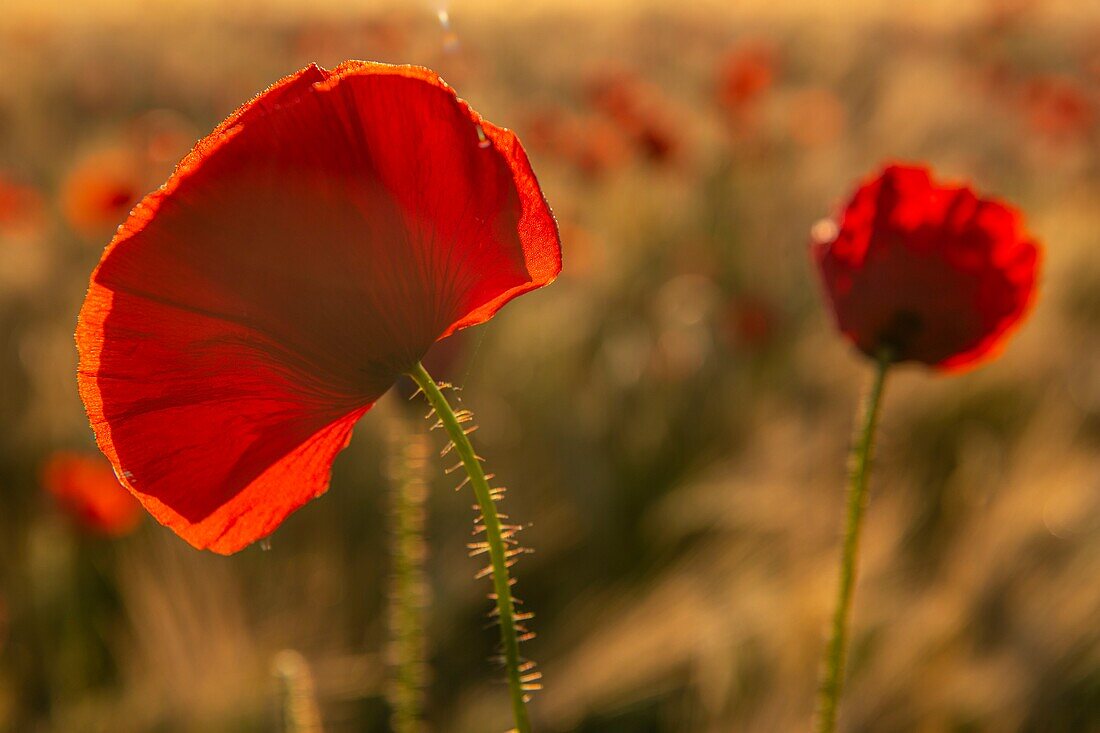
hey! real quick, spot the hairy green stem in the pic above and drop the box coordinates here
[406,362,533,733]
[815,351,891,733]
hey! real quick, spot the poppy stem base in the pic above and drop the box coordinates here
[815,350,891,733]
[406,362,534,733]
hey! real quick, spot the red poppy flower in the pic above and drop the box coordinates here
[812,164,1039,370]
[718,43,777,113]
[42,452,142,537]
[585,71,678,166]
[76,61,561,554]
[521,107,631,180]
[1020,75,1093,144]
[61,148,144,239]
[0,174,46,239]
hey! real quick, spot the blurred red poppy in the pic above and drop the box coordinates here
[525,105,638,179]
[564,115,634,179]
[586,71,678,166]
[812,164,1039,370]
[718,43,777,113]
[76,61,561,554]
[522,107,631,180]
[61,148,143,239]
[42,452,142,537]
[1020,75,1094,144]
[0,174,46,239]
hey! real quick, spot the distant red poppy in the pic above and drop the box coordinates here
[522,107,631,180]
[0,174,46,239]
[564,115,634,179]
[42,452,141,537]
[76,61,561,554]
[812,164,1039,370]
[1020,75,1094,144]
[718,43,777,113]
[61,148,143,238]
[585,71,678,166]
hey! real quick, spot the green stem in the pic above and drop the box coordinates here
[406,362,533,733]
[815,351,891,733]
[386,419,429,733]
[273,649,324,733]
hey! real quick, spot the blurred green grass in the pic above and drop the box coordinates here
[1,1,1099,731]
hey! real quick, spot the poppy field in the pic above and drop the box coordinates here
[1,1,1099,731]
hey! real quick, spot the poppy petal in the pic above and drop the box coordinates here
[77,61,561,553]
[443,118,562,336]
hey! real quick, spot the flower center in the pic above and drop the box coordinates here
[877,309,922,357]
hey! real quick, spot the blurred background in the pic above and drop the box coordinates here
[2,0,1100,730]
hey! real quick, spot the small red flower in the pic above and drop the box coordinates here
[562,115,634,179]
[0,174,46,239]
[61,148,144,239]
[42,452,142,537]
[521,107,631,180]
[76,62,561,554]
[585,71,678,166]
[718,43,777,113]
[812,164,1039,370]
[1020,75,1094,144]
